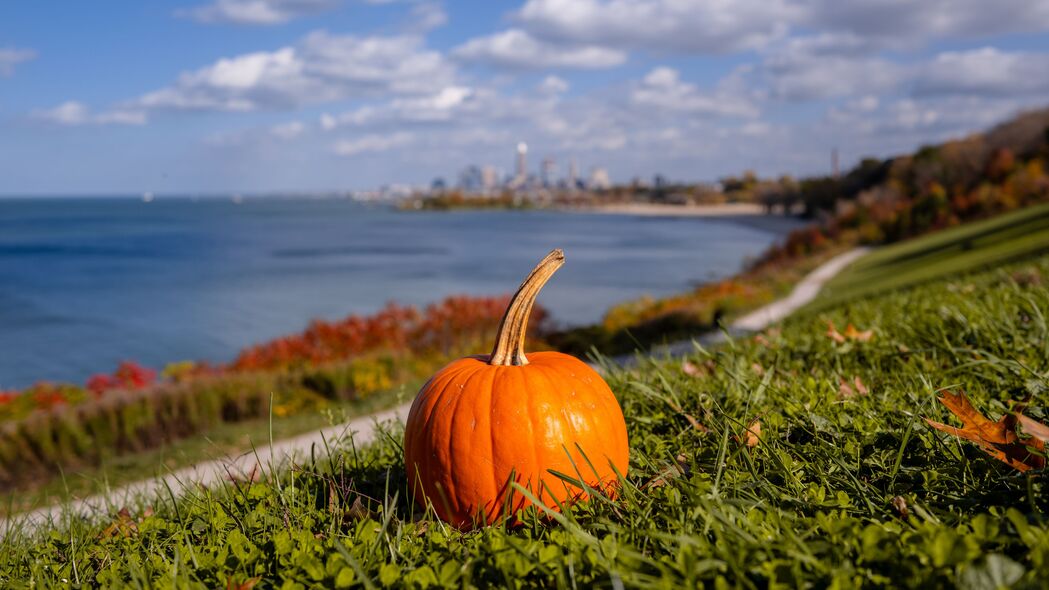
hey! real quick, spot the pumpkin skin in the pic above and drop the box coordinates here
[403,351,629,528]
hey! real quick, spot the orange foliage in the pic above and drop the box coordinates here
[231,295,544,372]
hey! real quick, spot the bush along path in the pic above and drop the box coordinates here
[2,247,867,537]
[3,249,1049,587]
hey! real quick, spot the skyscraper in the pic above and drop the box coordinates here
[541,157,556,187]
[589,167,611,190]
[515,142,528,181]
[568,157,579,190]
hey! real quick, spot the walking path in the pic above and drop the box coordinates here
[5,247,868,535]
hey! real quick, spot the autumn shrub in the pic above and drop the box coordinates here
[0,295,538,490]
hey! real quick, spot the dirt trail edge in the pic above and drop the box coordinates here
[5,247,868,535]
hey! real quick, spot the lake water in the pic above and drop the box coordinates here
[0,198,796,388]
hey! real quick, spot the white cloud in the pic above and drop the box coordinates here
[452,29,626,69]
[182,0,340,25]
[271,120,306,138]
[321,85,477,129]
[538,75,569,95]
[514,0,794,54]
[756,37,904,100]
[511,0,1049,58]
[0,47,36,77]
[406,2,448,33]
[333,131,415,155]
[631,67,758,118]
[33,101,89,125]
[131,31,455,113]
[913,47,1049,97]
[32,101,146,126]
[804,0,1049,46]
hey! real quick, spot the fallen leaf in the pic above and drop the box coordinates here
[643,454,691,489]
[736,420,761,448]
[681,361,701,377]
[751,363,765,376]
[925,391,1046,472]
[99,507,139,539]
[682,412,709,433]
[226,576,261,590]
[843,323,874,342]
[890,496,909,519]
[1017,414,1049,443]
[839,376,869,398]
[664,396,709,433]
[826,322,846,343]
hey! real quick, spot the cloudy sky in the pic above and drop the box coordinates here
[2,0,1049,194]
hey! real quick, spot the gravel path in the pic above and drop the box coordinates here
[4,247,867,535]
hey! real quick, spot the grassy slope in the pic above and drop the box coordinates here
[808,201,1049,312]
[4,217,1049,587]
[0,382,420,518]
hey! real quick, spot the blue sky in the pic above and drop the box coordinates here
[2,0,1049,194]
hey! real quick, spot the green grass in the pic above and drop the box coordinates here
[0,381,420,518]
[809,201,1049,311]
[2,241,1048,587]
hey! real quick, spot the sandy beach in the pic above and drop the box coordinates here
[569,202,808,234]
[577,202,767,217]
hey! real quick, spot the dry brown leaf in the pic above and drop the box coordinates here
[751,363,765,376]
[99,507,139,539]
[643,454,691,489]
[827,321,874,343]
[839,376,869,398]
[226,576,261,590]
[681,361,701,377]
[843,323,874,342]
[682,412,709,433]
[737,420,761,448]
[664,396,709,433]
[1017,414,1049,443]
[826,322,846,343]
[890,496,909,519]
[925,391,1046,472]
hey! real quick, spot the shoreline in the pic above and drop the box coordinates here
[563,202,808,234]
[565,202,768,217]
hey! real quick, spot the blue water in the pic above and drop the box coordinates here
[0,198,793,388]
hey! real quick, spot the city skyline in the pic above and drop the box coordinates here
[3,1,1049,194]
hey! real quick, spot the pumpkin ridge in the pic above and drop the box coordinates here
[443,363,486,521]
[514,366,544,508]
[530,362,579,502]
[477,366,500,521]
[406,366,455,511]
[412,360,478,516]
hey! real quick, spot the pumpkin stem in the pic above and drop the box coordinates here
[489,249,564,366]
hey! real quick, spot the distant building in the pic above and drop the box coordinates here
[568,158,579,190]
[589,167,611,190]
[458,165,483,193]
[481,166,498,193]
[515,142,528,181]
[541,157,556,187]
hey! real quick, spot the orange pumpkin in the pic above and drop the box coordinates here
[404,249,630,529]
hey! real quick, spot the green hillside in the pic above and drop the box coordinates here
[3,224,1048,588]
[809,201,1049,311]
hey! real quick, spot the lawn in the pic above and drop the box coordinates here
[0,381,420,518]
[807,201,1049,312]
[2,226,1047,587]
